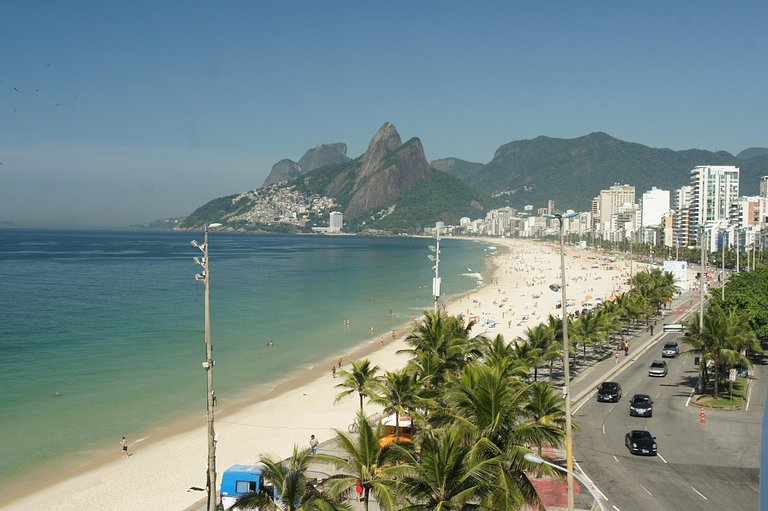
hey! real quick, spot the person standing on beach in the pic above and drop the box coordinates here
[121,436,128,458]
[332,366,336,378]
[310,434,319,454]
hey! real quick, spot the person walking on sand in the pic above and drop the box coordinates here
[310,434,319,454]
[121,436,128,458]
[331,366,336,378]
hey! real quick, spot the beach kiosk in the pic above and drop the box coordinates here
[379,413,413,447]
[220,464,271,510]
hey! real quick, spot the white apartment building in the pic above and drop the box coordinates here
[690,165,740,244]
[641,187,670,227]
[329,211,343,232]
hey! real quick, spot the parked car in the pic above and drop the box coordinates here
[625,430,657,455]
[648,360,668,377]
[735,365,749,378]
[629,394,654,417]
[596,381,622,402]
[661,341,679,358]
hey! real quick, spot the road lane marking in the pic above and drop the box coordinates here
[612,506,622,511]
[685,387,695,407]
[657,453,668,464]
[746,376,753,411]
[640,484,653,496]
[574,461,608,501]
[613,455,619,463]
[690,486,708,500]
[602,423,606,435]
[573,392,593,414]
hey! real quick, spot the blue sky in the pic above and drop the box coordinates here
[1,1,766,227]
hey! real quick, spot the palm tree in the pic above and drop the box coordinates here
[316,411,400,511]
[522,381,567,457]
[525,323,561,380]
[684,305,758,396]
[369,368,424,443]
[442,364,555,508]
[234,446,350,511]
[391,428,500,510]
[335,359,380,413]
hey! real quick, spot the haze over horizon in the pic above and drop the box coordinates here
[1,1,766,228]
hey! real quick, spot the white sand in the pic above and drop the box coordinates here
[2,238,632,511]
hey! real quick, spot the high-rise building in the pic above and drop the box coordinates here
[599,184,635,225]
[329,211,343,232]
[690,165,740,244]
[672,186,693,248]
[641,187,670,227]
[760,176,768,198]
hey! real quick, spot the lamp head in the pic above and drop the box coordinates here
[524,452,544,464]
[549,283,561,292]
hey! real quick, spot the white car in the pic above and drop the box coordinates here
[649,360,668,377]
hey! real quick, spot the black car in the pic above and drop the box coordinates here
[596,381,622,402]
[629,394,653,417]
[625,430,657,455]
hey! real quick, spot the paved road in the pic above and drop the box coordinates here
[572,303,763,511]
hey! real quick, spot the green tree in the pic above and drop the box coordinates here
[335,359,381,413]
[369,368,425,443]
[522,381,567,457]
[391,428,500,510]
[316,411,400,511]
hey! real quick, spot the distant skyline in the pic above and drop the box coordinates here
[2,1,767,228]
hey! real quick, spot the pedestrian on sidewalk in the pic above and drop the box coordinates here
[310,434,319,454]
[614,350,620,364]
[355,480,363,501]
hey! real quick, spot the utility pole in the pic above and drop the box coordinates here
[193,223,222,511]
[428,225,442,314]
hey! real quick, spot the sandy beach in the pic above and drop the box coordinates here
[2,238,632,511]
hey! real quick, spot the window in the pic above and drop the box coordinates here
[236,480,257,494]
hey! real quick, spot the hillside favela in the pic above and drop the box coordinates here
[3,4,768,511]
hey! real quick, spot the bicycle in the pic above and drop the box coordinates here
[347,418,359,433]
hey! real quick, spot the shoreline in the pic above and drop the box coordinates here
[1,237,631,511]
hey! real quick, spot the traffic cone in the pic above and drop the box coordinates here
[700,407,706,424]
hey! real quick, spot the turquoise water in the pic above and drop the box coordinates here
[0,230,488,483]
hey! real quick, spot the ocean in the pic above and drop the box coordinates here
[0,229,488,484]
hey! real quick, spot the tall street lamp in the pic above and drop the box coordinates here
[544,211,577,511]
[192,222,222,511]
[524,453,607,511]
[428,225,442,314]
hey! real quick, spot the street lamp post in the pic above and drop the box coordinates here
[192,222,222,511]
[544,211,577,511]
[428,225,442,314]
[524,453,607,511]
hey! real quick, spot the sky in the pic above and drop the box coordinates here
[1,1,767,228]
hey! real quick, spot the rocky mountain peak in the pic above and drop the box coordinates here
[358,122,403,179]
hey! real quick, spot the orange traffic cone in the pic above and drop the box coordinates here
[700,407,706,424]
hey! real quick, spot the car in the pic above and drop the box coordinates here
[648,360,668,377]
[625,430,657,455]
[735,365,749,378]
[629,394,654,417]
[596,381,622,402]
[661,341,679,358]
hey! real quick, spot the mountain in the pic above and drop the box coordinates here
[177,127,768,233]
[461,132,766,211]
[181,123,487,233]
[262,143,350,187]
[430,158,483,180]
[737,147,768,160]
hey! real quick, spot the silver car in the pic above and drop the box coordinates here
[662,341,679,358]
[648,360,668,377]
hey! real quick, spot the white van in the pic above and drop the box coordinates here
[662,323,685,333]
